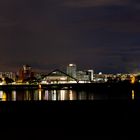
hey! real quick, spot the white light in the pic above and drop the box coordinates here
[0,91,3,99]
[69,81,77,83]
[69,64,74,67]
[69,91,73,100]
[44,90,49,100]
[39,89,42,100]
[99,72,102,75]
[52,91,57,101]
[79,81,85,83]
[60,90,65,100]
[12,91,16,101]
[60,77,67,80]
[41,81,47,84]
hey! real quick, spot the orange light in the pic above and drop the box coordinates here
[39,84,42,89]
[132,90,135,100]
[131,76,135,84]
[2,92,7,101]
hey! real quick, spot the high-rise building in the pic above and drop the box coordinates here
[87,70,94,81]
[22,65,32,80]
[18,65,33,82]
[76,71,89,81]
[66,64,77,79]
[76,70,94,82]
[0,72,16,80]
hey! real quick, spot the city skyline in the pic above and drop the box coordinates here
[0,0,140,73]
[0,63,139,76]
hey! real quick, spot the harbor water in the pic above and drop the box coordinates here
[0,89,138,101]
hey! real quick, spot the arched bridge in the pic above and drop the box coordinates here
[39,69,79,83]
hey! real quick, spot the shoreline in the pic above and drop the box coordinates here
[0,81,139,91]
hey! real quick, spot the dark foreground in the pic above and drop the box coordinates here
[0,100,139,139]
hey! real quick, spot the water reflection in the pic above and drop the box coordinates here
[44,90,49,100]
[0,91,3,99]
[0,91,7,101]
[39,89,42,100]
[132,90,135,100]
[34,90,39,101]
[88,94,94,100]
[52,90,57,101]
[0,89,135,101]
[78,91,87,100]
[69,90,77,100]
[12,91,16,101]
[24,90,30,101]
[58,90,69,100]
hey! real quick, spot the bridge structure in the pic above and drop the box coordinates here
[0,69,137,93]
[39,69,79,83]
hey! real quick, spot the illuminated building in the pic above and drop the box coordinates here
[76,70,94,82]
[18,65,34,82]
[87,70,94,81]
[76,71,90,82]
[130,75,135,84]
[0,72,16,81]
[43,71,68,84]
[66,64,77,80]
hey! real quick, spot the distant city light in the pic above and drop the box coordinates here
[69,64,75,67]
[99,72,102,75]
[0,63,139,86]
[130,75,135,84]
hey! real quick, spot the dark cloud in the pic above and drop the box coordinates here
[0,0,140,73]
[62,0,129,7]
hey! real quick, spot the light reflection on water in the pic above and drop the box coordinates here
[0,91,7,101]
[132,90,135,100]
[39,89,42,100]
[0,89,135,101]
[12,91,16,101]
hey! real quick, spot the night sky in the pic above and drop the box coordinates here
[0,0,140,73]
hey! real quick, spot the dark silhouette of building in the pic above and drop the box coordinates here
[17,65,34,82]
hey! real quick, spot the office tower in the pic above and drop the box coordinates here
[23,65,32,80]
[66,64,77,79]
[18,65,33,82]
[87,70,94,81]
